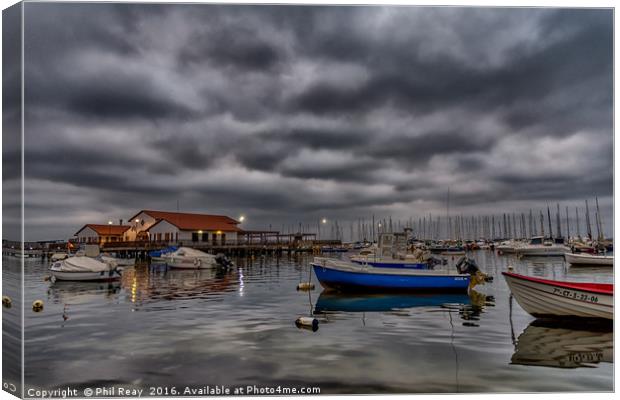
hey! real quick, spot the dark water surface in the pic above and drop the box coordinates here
[3,251,614,394]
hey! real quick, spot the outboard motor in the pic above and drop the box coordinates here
[215,253,234,268]
[455,256,493,282]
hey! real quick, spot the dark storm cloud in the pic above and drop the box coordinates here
[365,130,493,168]
[15,3,613,240]
[179,26,284,71]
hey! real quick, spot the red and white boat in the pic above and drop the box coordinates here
[502,272,613,320]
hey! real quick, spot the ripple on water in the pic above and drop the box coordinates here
[8,252,613,393]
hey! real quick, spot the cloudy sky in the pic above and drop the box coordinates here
[2,3,613,241]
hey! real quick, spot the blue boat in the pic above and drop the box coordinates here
[148,246,178,258]
[311,258,471,292]
[314,292,470,313]
[350,258,430,269]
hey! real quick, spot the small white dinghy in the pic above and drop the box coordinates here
[49,256,121,282]
[163,247,233,269]
[564,252,613,266]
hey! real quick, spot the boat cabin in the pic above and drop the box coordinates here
[528,236,544,245]
[377,232,408,258]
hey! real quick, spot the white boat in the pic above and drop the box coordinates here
[349,234,436,269]
[162,247,232,269]
[503,271,613,319]
[496,240,520,254]
[516,236,569,257]
[49,256,121,282]
[564,252,613,266]
[50,252,69,261]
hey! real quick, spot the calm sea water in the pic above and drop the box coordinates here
[2,251,614,395]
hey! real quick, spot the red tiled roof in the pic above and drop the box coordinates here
[75,224,131,236]
[131,210,242,232]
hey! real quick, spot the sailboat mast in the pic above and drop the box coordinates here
[556,203,562,239]
[546,204,553,239]
[595,196,604,241]
[575,207,581,239]
[565,206,570,241]
[585,200,592,240]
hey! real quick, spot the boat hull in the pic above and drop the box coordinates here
[50,269,121,282]
[564,252,613,266]
[503,272,613,320]
[517,246,569,257]
[166,258,218,269]
[312,262,470,292]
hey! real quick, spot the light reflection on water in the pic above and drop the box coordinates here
[2,251,613,394]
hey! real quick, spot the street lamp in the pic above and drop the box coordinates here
[108,220,113,244]
[239,215,245,223]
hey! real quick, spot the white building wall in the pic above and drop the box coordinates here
[129,212,160,240]
[147,220,180,242]
[76,227,100,243]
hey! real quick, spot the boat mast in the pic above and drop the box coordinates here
[575,207,581,240]
[595,196,604,241]
[565,206,570,242]
[539,210,545,237]
[555,203,562,239]
[546,204,553,239]
[446,188,451,240]
[585,200,592,240]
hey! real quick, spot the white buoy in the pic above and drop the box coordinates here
[508,265,514,271]
[296,282,315,291]
[295,316,319,331]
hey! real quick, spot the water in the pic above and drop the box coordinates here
[2,251,614,395]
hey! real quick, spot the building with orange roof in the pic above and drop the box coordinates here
[75,224,131,244]
[126,210,242,245]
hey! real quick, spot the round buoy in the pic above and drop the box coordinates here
[32,300,44,312]
[2,296,12,308]
[507,265,514,271]
[296,282,315,291]
[295,316,319,332]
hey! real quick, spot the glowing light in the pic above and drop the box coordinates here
[108,221,113,225]
[135,219,140,223]
[216,230,222,235]
[198,230,203,234]
[322,218,327,224]
[239,215,245,222]
[238,268,244,297]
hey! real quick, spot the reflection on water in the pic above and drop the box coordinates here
[314,292,472,313]
[512,319,613,368]
[7,251,614,394]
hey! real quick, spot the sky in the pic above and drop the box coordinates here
[2,3,613,241]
